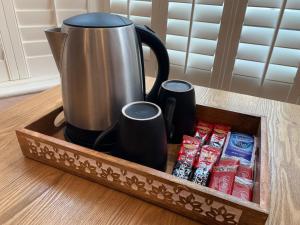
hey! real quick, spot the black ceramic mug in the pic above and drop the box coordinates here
[93,101,168,170]
[158,80,196,143]
[119,101,168,171]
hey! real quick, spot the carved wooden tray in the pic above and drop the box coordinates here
[16,104,270,225]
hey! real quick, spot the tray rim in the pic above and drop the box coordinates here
[15,103,271,224]
[195,102,268,119]
[16,107,269,211]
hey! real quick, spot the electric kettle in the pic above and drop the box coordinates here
[45,12,169,147]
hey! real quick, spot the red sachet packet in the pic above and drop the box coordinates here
[198,145,221,164]
[218,158,240,167]
[209,165,238,194]
[209,125,230,149]
[236,164,253,180]
[191,145,221,185]
[172,136,200,180]
[178,135,200,156]
[194,121,214,146]
[191,160,213,186]
[232,176,254,201]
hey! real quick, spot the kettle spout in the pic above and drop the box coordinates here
[45,27,67,72]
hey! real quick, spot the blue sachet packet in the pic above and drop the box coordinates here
[222,132,255,165]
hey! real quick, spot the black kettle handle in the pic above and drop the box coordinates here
[135,25,170,103]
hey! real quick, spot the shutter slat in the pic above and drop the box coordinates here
[23,40,51,57]
[188,53,214,70]
[265,64,297,83]
[231,75,260,96]
[193,4,223,23]
[16,10,56,26]
[191,21,220,40]
[262,79,291,101]
[240,26,274,46]
[55,0,87,9]
[167,49,186,66]
[280,9,300,30]
[286,0,300,10]
[168,2,192,20]
[189,38,217,55]
[233,59,265,78]
[195,0,223,6]
[244,7,280,28]
[247,0,282,8]
[130,1,151,17]
[26,55,58,77]
[276,29,300,49]
[236,43,269,63]
[14,0,52,10]
[169,0,192,3]
[167,19,190,36]
[129,15,151,26]
[270,47,300,68]
[166,35,188,52]
[110,0,128,15]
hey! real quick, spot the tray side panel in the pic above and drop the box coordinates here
[257,116,271,211]
[196,105,261,135]
[26,106,64,136]
[16,129,268,225]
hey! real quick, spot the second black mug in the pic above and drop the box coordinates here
[158,80,196,143]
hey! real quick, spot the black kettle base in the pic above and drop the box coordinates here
[64,123,117,153]
[64,124,166,172]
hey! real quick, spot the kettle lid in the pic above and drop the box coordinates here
[63,12,133,28]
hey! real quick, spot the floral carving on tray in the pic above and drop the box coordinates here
[149,184,173,203]
[124,175,147,193]
[206,206,237,225]
[176,194,203,213]
[22,137,242,225]
[99,167,122,184]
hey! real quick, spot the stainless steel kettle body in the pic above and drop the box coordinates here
[45,13,169,146]
[62,24,143,131]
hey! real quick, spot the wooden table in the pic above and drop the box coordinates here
[0,77,299,225]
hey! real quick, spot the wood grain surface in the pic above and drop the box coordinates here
[0,77,300,224]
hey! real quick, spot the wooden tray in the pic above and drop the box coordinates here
[16,104,270,225]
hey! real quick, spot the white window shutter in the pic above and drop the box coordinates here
[54,0,88,26]
[1,0,29,79]
[165,0,225,86]
[228,0,300,102]
[211,0,247,89]
[129,0,152,61]
[0,37,10,82]
[2,0,300,103]
[0,1,23,82]
[13,0,59,78]
[10,0,153,79]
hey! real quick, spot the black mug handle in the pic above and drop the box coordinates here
[93,122,119,151]
[164,97,176,140]
[135,25,170,103]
